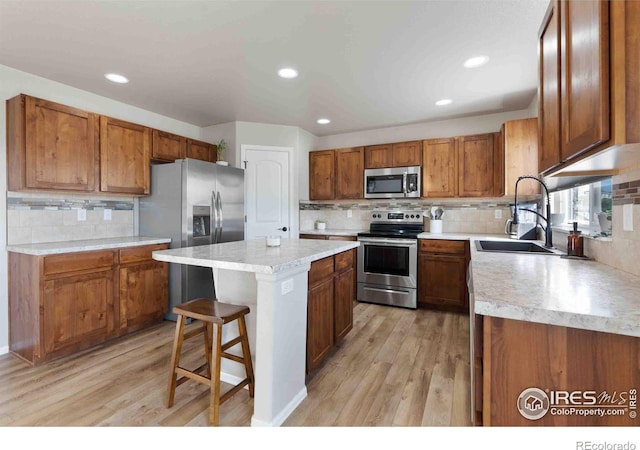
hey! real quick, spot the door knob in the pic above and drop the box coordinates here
[278,227,288,231]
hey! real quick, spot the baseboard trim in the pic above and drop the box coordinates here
[250,386,307,427]
[0,345,8,356]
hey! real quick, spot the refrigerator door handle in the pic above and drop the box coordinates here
[211,190,219,244]
[216,191,223,242]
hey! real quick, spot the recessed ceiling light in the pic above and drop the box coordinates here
[317,118,331,125]
[278,68,298,79]
[435,99,452,106]
[463,55,489,68]
[104,73,129,84]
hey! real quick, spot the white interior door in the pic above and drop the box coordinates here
[243,146,291,239]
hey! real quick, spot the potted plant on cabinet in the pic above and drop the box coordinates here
[216,139,229,166]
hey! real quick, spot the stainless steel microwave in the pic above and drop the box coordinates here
[364,166,421,199]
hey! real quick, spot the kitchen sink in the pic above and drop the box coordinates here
[475,240,559,254]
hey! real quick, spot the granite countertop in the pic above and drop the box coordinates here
[152,238,359,274]
[416,232,640,337]
[469,238,640,338]
[7,236,172,255]
[299,229,364,237]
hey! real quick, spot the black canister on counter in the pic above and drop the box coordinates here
[567,221,584,257]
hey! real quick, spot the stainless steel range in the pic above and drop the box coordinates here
[357,210,423,309]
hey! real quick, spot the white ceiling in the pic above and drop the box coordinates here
[0,0,549,136]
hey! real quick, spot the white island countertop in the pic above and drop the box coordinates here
[7,236,172,255]
[152,238,359,274]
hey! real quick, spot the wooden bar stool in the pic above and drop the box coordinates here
[166,298,255,426]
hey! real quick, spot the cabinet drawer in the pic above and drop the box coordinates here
[309,256,334,287]
[420,239,466,255]
[335,249,354,272]
[119,244,169,264]
[44,250,116,277]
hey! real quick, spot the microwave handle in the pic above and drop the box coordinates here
[402,173,407,196]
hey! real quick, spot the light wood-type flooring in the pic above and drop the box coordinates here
[0,302,471,426]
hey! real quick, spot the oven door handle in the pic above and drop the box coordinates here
[358,237,418,246]
[402,173,407,197]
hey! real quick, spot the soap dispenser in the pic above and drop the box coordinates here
[567,222,584,257]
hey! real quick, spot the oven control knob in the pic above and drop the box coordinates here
[405,214,409,218]
[410,214,415,218]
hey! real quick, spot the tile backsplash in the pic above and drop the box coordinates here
[7,192,135,245]
[299,196,541,235]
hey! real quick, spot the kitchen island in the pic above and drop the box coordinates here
[152,238,359,427]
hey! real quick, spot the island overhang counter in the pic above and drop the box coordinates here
[152,238,359,427]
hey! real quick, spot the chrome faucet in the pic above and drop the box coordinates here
[513,175,553,248]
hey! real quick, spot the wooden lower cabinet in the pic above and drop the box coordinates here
[334,268,354,342]
[306,249,356,373]
[307,278,335,371]
[43,269,115,358]
[418,239,470,313]
[118,245,169,334]
[9,244,169,365]
[477,316,639,426]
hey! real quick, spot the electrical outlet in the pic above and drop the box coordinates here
[494,209,502,219]
[104,209,112,221]
[347,209,353,218]
[281,278,294,295]
[77,209,86,221]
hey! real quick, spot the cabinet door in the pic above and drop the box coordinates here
[335,147,364,199]
[307,278,334,372]
[334,267,354,344]
[100,116,151,195]
[43,270,115,356]
[560,0,610,161]
[504,119,540,195]
[24,96,98,191]
[309,150,335,200]
[186,139,214,162]
[152,130,186,162]
[457,134,496,197]
[392,141,422,167]
[418,253,467,310]
[422,138,457,198]
[364,144,392,168]
[119,261,168,333]
[539,1,562,173]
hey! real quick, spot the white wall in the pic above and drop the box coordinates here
[0,64,207,354]
[201,121,237,165]
[315,108,534,150]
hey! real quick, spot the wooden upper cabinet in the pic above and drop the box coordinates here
[560,0,609,162]
[422,138,457,198]
[7,94,99,192]
[152,130,186,162]
[99,116,151,195]
[503,118,539,196]
[457,134,496,197]
[309,150,335,200]
[186,138,215,162]
[364,144,392,168]
[392,141,422,166]
[365,142,421,168]
[538,0,562,173]
[335,147,364,199]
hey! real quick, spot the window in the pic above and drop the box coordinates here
[549,178,612,236]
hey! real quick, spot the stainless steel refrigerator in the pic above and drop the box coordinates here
[139,158,244,319]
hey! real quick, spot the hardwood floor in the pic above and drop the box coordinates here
[0,302,471,426]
